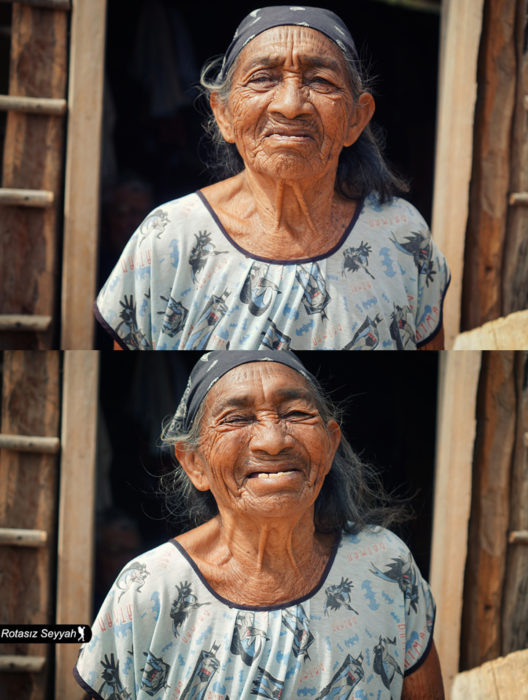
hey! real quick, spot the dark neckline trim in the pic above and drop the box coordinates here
[169,531,341,611]
[196,190,365,266]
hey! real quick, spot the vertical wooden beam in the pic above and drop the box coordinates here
[431,0,484,347]
[461,0,518,330]
[0,352,61,700]
[55,351,99,700]
[0,6,67,349]
[430,351,481,695]
[61,0,107,349]
[503,1,528,316]
[460,352,516,669]
[502,352,528,654]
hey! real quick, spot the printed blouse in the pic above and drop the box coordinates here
[74,527,435,699]
[95,192,450,350]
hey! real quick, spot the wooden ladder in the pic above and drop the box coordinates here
[0,0,70,349]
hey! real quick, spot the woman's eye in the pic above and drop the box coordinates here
[283,410,312,420]
[248,73,274,85]
[221,414,251,425]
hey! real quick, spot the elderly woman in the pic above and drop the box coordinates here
[95,6,449,351]
[75,351,444,699]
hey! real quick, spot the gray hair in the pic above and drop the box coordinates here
[161,371,404,534]
[197,47,408,204]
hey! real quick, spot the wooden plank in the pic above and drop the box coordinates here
[55,351,99,700]
[460,352,516,670]
[0,5,67,349]
[0,188,54,207]
[0,434,59,453]
[452,647,528,699]
[61,0,107,349]
[503,1,528,316]
[508,529,528,544]
[0,315,52,332]
[429,351,481,695]
[0,1,70,9]
[509,192,528,206]
[0,656,46,673]
[0,95,67,115]
[431,0,484,347]
[0,528,47,546]
[502,353,528,654]
[452,309,528,349]
[0,352,60,700]
[461,0,518,330]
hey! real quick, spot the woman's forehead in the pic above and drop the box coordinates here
[235,25,348,72]
[204,362,314,410]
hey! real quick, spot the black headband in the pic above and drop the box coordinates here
[219,6,359,81]
[168,351,316,434]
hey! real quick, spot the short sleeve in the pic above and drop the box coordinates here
[74,585,137,700]
[95,227,154,351]
[403,552,436,675]
[414,234,451,347]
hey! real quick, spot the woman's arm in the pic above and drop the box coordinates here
[401,642,444,699]
[419,326,445,351]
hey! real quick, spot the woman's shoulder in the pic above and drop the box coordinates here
[339,525,414,562]
[360,193,430,232]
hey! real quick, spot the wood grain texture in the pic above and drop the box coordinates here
[452,647,528,699]
[429,351,481,695]
[55,351,99,700]
[452,309,528,349]
[460,352,516,669]
[502,352,528,654]
[61,0,107,349]
[431,0,484,346]
[0,351,60,700]
[0,5,67,349]
[461,0,517,329]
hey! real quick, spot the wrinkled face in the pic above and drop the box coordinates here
[178,363,341,521]
[211,26,374,182]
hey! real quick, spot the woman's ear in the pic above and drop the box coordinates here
[325,419,342,475]
[344,92,375,147]
[173,444,210,492]
[210,92,236,144]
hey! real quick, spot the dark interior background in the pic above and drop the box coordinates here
[95,351,439,610]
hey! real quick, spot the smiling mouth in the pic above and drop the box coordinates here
[248,470,299,479]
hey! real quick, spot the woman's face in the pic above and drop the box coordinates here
[211,26,374,183]
[177,362,341,522]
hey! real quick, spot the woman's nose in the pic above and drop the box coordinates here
[269,78,310,119]
[249,418,293,455]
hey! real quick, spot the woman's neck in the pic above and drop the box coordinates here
[176,513,336,606]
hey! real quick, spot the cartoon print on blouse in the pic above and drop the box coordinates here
[170,581,210,637]
[115,295,152,349]
[230,611,268,666]
[390,231,436,286]
[315,652,365,699]
[251,667,284,699]
[158,294,188,338]
[295,262,331,318]
[342,242,375,279]
[188,231,227,283]
[389,304,415,350]
[369,553,419,613]
[180,642,220,700]
[186,291,230,350]
[240,263,281,317]
[373,636,403,691]
[138,208,170,246]
[324,577,359,616]
[281,606,314,660]
[261,318,292,350]
[115,561,150,603]
[98,653,131,700]
[342,313,383,350]
[140,650,171,696]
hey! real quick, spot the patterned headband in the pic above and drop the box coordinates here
[219,6,359,81]
[168,351,316,434]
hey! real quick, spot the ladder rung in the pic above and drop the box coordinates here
[0,0,71,10]
[0,315,52,332]
[509,192,528,206]
[509,530,528,544]
[0,95,67,116]
[0,528,47,547]
[0,188,54,207]
[0,656,46,673]
[0,434,60,454]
